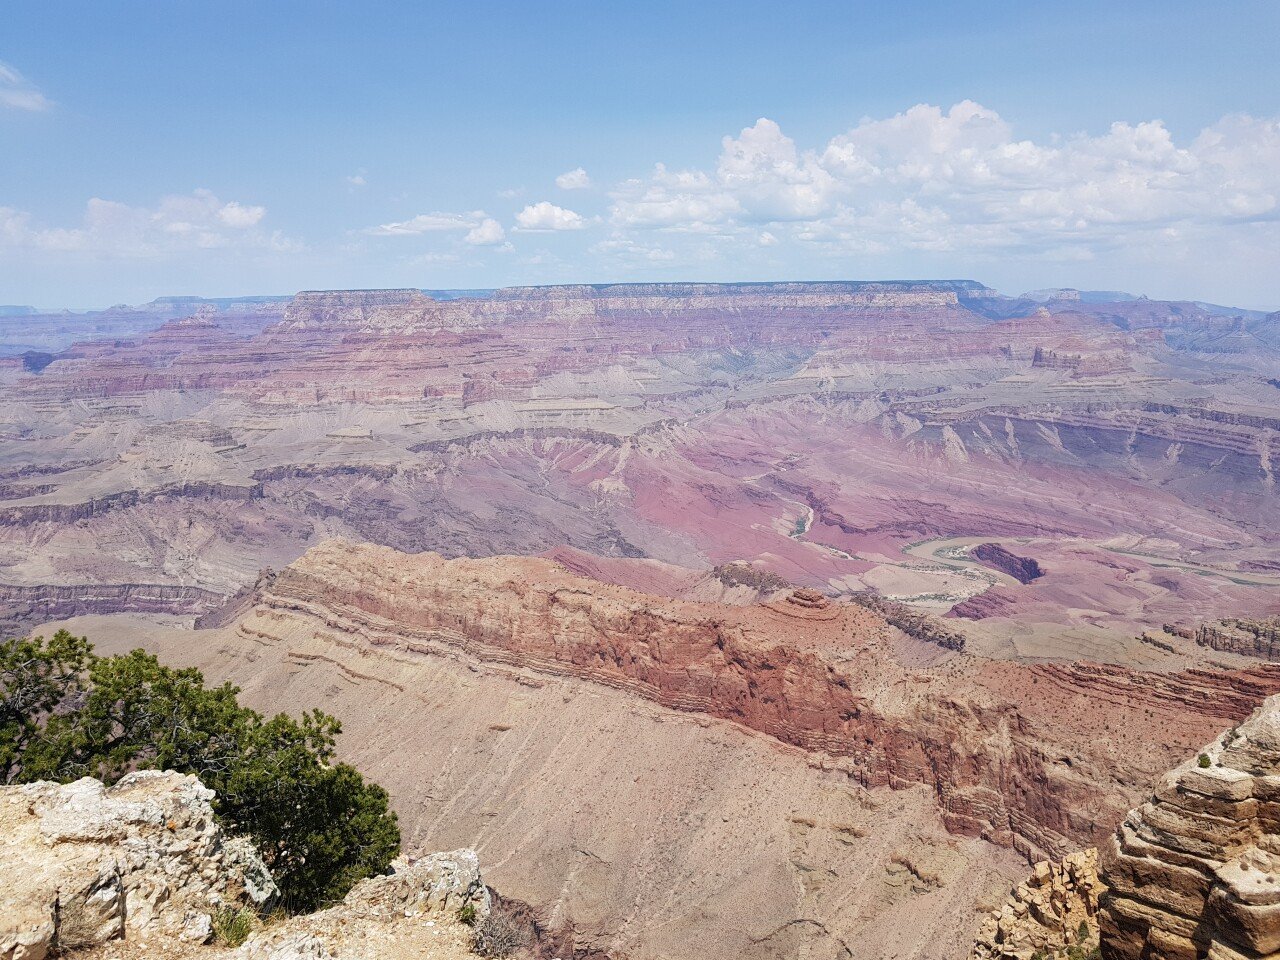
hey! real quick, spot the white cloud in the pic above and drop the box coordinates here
[556,167,592,190]
[605,102,1280,264]
[592,238,676,263]
[610,165,741,229]
[0,61,51,112]
[216,201,266,228]
[515,201,587,231]
[464,217,507,245]
[346,171,367,187]
[365,211,486,236]
[0,189,285,257]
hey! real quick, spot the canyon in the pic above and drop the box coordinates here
[4,280,1280,958]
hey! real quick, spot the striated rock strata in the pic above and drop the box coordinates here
[1194,618,1280,663]
[1099,693,1280,959]
[239,539,1280,863]
[0,582,226,634]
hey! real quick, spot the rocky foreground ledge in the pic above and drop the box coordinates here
[1099,693,1280,960]
[0,771,489,960]
[973,693,1280,960]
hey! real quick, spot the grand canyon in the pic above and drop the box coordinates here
[3,280,1279,958]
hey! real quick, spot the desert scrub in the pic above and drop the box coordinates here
[457,901,478,926]
[1199,753,1212,768]
[212,906,257,947]
[471,908,528,958]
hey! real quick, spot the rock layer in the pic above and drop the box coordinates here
[1099,693,1280,959]
[240,540,1280,862]
[973,544,1044,585]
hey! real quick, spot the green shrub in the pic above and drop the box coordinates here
[1198,753,1212,768]
[457,902,478,926]
[1,631,399,912]
[212,906,256,947]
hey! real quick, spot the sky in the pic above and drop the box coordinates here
[2,0,1279,309]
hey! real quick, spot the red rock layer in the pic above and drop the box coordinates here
[242,540,1280,864]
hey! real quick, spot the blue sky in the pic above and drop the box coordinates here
[2,1,1279,308]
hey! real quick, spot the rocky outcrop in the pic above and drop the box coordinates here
[235,851,490,960]
[0,768,491,960]
[0,771,276,959]
[850,591,968,650]
[1098,693,1280,959]
[973,544,1044,585]
[973,849,1104,959]
[336,849,489,918]
[0,481,263,527]
[1194,618,1280,663]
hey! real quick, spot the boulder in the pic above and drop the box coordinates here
[0,770,277,960]
[972,848,1104,959]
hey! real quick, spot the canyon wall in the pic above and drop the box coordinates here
[244,540,1280,863]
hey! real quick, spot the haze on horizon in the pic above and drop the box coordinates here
[2,0,1279,310]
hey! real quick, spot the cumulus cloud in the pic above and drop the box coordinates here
[607,101,1280,263]
[345,171,367,187]
[0,189,289,257]
[0,61,51,112]
[611,165,741,230]
[216,201,266,228]
[464,217,507,245]
[555,167,592,190]
[515,201,587,231]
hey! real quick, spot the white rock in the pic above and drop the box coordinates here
[0,772,278,959]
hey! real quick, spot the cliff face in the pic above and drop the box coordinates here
[275,281,979,334]
[243,540,1280,864]
[973,543,1044,585]
[0,582,226,634]
[1099,694,1280,959]
[1194,618,1280,662]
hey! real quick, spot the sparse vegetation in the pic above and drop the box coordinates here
[457,902,478,926]
[212,906,256,947]
[1,631,400,912]
[1199,753,1213,768]
[471,908,528,959]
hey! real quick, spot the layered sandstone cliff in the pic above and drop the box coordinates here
[1099,694,1280,959]
[1194,618,1280,663]
[236,540,1280,864]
